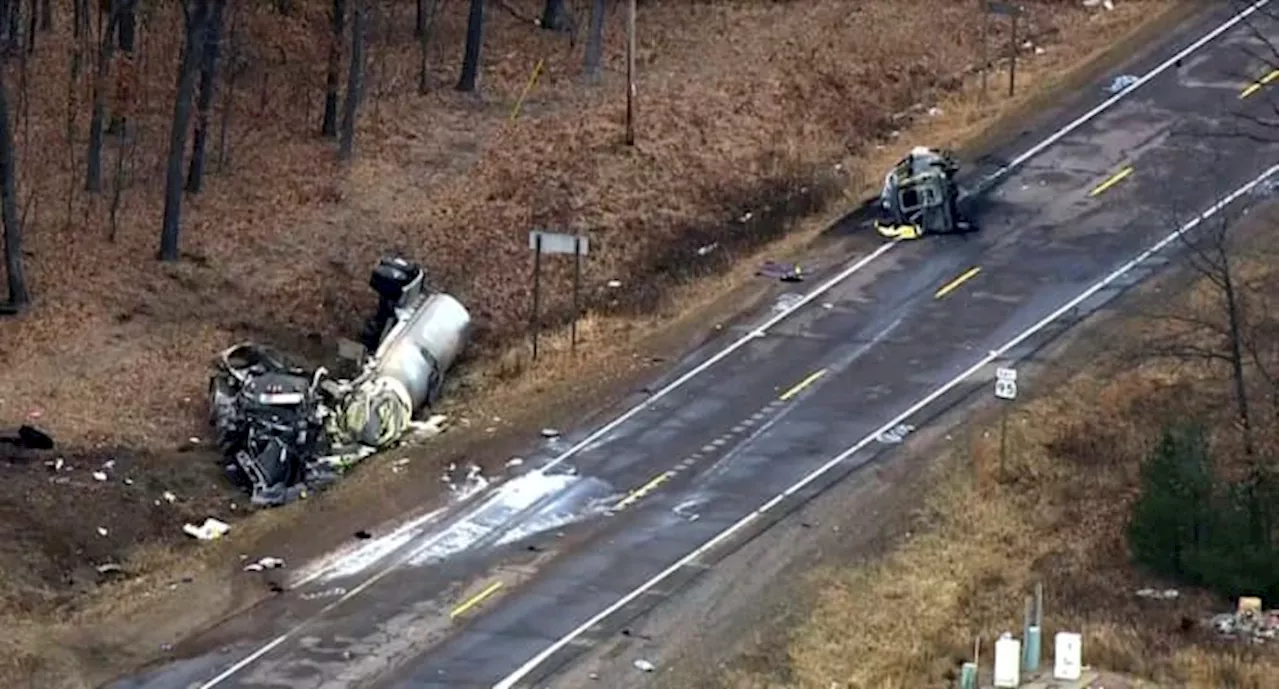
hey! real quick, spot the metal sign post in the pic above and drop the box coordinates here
[980,7,990,105]
[994,366,1018,478]
[531,232,543,360]
[985,1,1023,99]
[528,230,591,360]
[572,236,583,352]
[625,0,636,145]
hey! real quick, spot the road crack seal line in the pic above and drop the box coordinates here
[609,372,828,515]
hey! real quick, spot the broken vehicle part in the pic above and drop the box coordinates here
[207,254,471,508]
[874,146,976,239]
[0,424,54,450]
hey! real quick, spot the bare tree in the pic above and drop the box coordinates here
[540,0,570,32]
[583,0,606,82]
[416,0,440,94]
[186,0,228,193]
[86,0,130,193]
[0,66,26,312]
[456,0,483,92]
[338,0,364,160]
[1131,155,1278,547]
[321,0,346,138]
[159,0,211,261]
[215,0,239,172]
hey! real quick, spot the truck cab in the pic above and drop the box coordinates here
[874,147,973,239]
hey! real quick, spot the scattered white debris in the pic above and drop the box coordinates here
[183,518,230,541]
[102,459,116,471]
[739,211,753,223]
[51,457,64,472]
[162,490,177,504]
[540,428,561,439]
[300,508,447,585]
[244,556,286,572]
[1034,45,1046,55]
[927,106,943,117]
[1136,587,1179,600]
[443,463,489,500]
[408,414,449,439]
[1107,74,1139,94]
[696,242,718,256]
[96,563,123,574]
[606,279,622,288]
[97,527,109,537]
[300,586,348,601]
[188,436,201,445]
[123,478,134,486]
[92,471,108,482]
[633,659,656,672]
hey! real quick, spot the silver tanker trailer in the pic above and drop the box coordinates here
[209,254,471,507]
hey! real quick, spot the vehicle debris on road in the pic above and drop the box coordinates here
[873,146,975,240]
[208,255,472,508]
[757,260,807,282]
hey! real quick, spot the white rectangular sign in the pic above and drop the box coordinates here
[996,366,1017,381]
[995,379,1017,400]
[529,231,589,255]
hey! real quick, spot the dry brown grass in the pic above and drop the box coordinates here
[0,0,1170,450]
[720,208,1280,689]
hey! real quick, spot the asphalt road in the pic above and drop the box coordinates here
[109,3,1280,688]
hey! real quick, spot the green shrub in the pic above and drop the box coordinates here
[1127,423,1279,606]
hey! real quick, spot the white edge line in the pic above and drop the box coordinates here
[196,3,1273,686]
[537,0,1273,475]
[491,167,1280,689]
[970,0,1273,194]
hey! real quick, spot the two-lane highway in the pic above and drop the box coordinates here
[108,2,1279,688]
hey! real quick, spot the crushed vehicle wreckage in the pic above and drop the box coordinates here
[873,146,977,240]
[209,255,471,507]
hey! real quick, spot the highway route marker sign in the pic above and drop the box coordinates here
[995,366,1017,400]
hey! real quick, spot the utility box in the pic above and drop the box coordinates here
[993,632,1022,688]
[1053,632,1083,680]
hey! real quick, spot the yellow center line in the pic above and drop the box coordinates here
[612,470,675,511]
[934,266,982,300]
[778,369,828,401]
[1239,68,1279,99]
[1088,166,1134,197]
[613,368,832,514]
[450,580,504,619]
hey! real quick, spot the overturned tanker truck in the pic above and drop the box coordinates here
[209,255,471,507]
